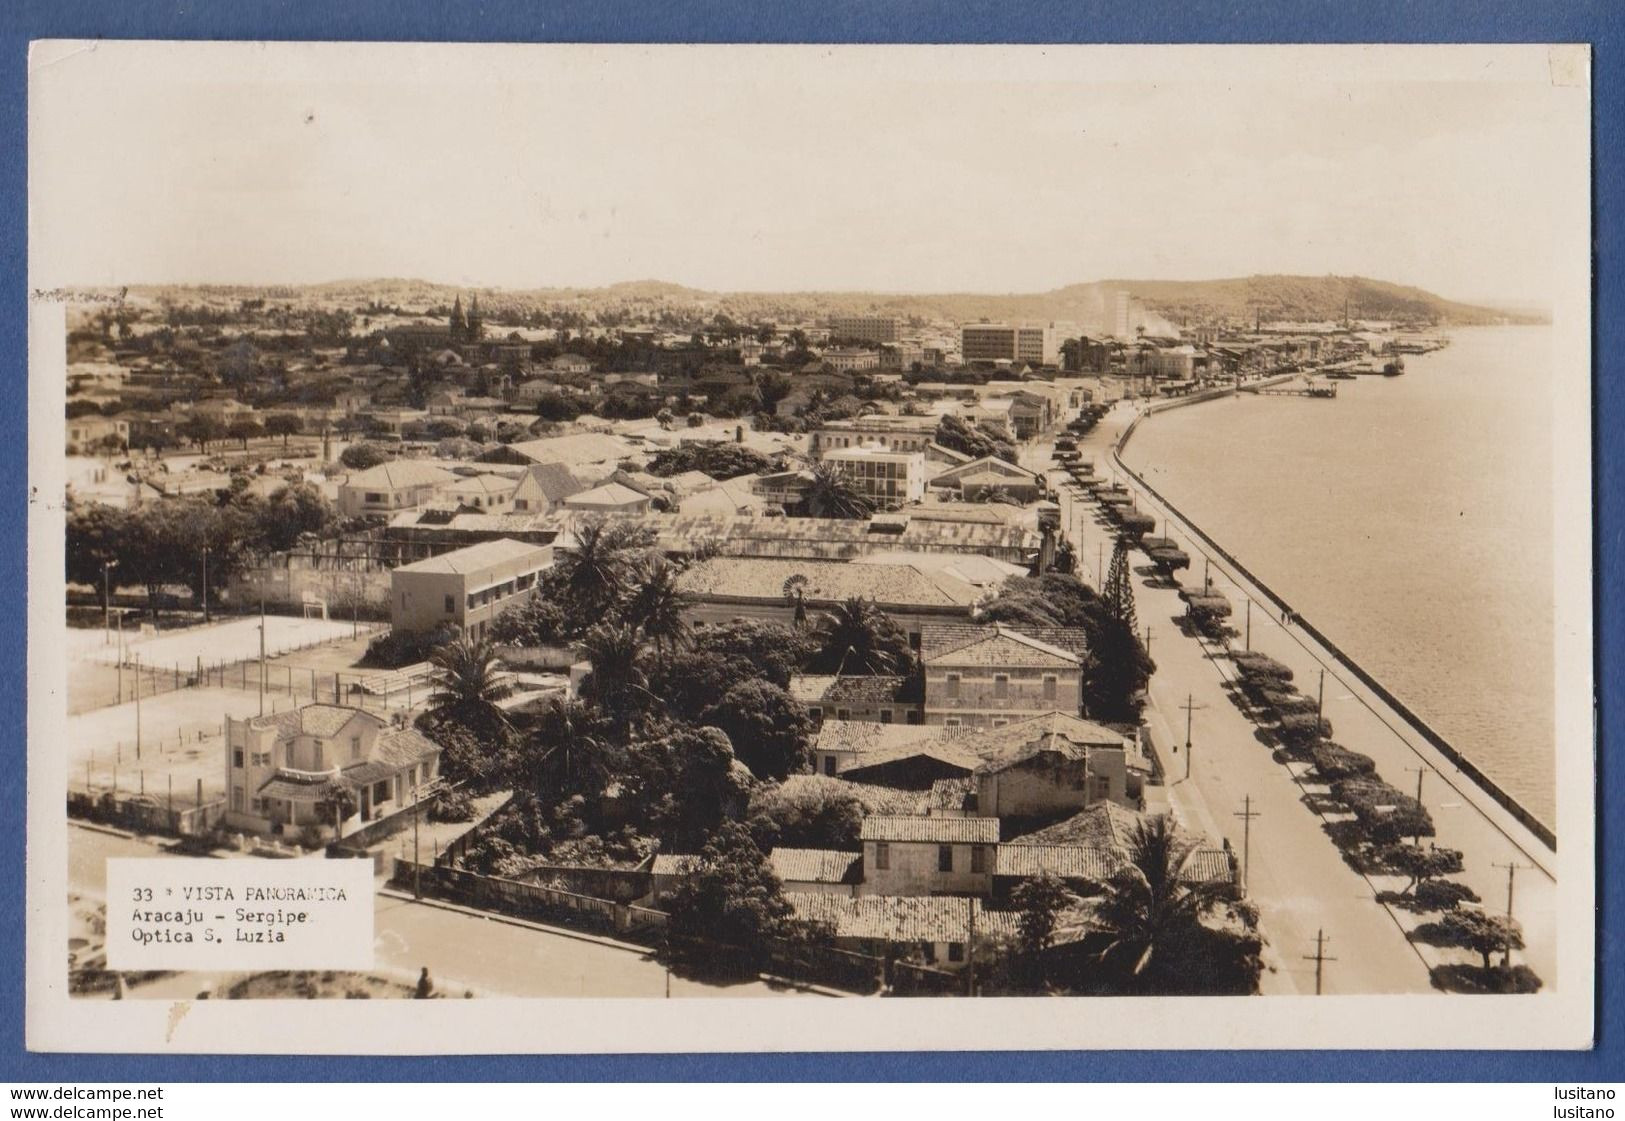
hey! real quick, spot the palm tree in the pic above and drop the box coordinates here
[556,518,635,621]
[807,597,910,675]
[801,461,874,520]
[1093,816,1225,986]
[427,636,513,722]
[529,697,617,797]
[578,622,653,727]
[619,555,691,651]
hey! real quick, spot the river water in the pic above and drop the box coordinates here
[1120,326,1555,825]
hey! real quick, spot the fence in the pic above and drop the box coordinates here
[78,621,390,714]
[889,959,967,997]
[391,858,669,944]
[68,789,227,838]
[1112,397,1558,852]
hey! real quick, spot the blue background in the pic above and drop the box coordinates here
[1,0,1617,1083]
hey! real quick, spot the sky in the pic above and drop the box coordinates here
[29,42,1589,308]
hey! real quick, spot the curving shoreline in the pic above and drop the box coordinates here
[1109,389,1557,852]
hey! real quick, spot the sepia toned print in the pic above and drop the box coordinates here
[27,41,1593,1052]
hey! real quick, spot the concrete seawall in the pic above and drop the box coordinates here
[1110,392,1558,853]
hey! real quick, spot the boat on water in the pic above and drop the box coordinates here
[1382,355,1406,377]
[1323,368,1358,380]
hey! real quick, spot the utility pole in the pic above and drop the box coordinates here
[1234,795,1261,892]
[102,559,119,641]
[1305,929,1336,995]
[133,653,142,759]
[1244,599,1251,650]
[201,546,210,624]
[1204,555,1211,592]
[258,588,267,717]
[1404,766,1428,845]
[1493,862,1528,969]
[1316,669,1326,721]
[413,776,422,901]
[1179,693,1206,781]
[1144,626,1152,658]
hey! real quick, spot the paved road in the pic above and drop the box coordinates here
[1048,401,1556,994]
[68,826,814,1000]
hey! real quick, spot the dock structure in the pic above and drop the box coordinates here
[1241,381,1337,399]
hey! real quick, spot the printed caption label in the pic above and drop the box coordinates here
[105,858,374,971]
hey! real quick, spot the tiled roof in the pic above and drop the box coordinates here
[394,537,552,574]
[519,462,588,504]
[675,556,981,609]
[564,482,650,507]
[859,815,999,844]
[768,848,863,885]
[921,622,1088,661]
[443,473,518,496]
[650,854,703,877]
[1015,802,1148,853]
[928,777,976,812]
[921,626,1080,668]
[532,511,1033,561]
[341,460,459,491]
[246,704,380,743]
[788,674,910,706]
[787,893,1017,943]
[993,843,1120,882]
[815,712,1125,773]
[373,727,441,769]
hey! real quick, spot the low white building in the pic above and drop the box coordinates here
[390,537,554,641]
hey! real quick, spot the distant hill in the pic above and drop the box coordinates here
[127,273,1536,330]
[1101,275,1542,327]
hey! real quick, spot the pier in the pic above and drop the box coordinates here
[1241,381,1337,398]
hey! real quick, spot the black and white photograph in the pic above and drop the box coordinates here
[25,40,1594,1053]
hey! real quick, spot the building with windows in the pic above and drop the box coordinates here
[960,323,1061,366]
[222,703,441,840]
[390,537,554,640]
[822,444,927,506]
[828,315,902,344]
[809,415,938,457]
[921,623,1086,728]
[337,460,460,518]
[821,347,882,373]
[859,814,999,897]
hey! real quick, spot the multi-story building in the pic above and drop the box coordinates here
[222,703,441,840]
[821,347,882,373]
[920,623,1086,728]
[823,444,926,506]
[809,415,938,457]
[828,315,902,344]
[390,537,554,640]
[960,323,1061,366]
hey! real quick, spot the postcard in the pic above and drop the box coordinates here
[26,40,1594,1052]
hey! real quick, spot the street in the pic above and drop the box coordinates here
[68,825,818,1000]
[1047,399,1557,994]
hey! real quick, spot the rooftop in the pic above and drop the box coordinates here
[768,848,864,886]
[859,815,999,844]
[675,556,982,609]
[341,460,458,491]
[786,893,1018,944]
[393,537,552,575]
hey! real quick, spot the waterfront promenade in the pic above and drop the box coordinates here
[1051,400,1557,995]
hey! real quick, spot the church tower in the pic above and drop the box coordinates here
[467,294,483,342]
[449,295,467,341]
